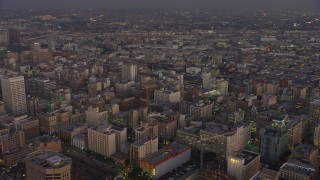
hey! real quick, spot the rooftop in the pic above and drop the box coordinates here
[141,142,190,166]
[229,149,260,165]
[280,159,316,176]
[26,151,71,169]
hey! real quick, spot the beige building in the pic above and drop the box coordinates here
[135,121,158,141]
[88,125,116,157]
[129,107,148,130]
[314,123,320,147]
[1,76,27,116]
[287,118,303,151]
[278,159,318,180]
[14,116,39,141]
[148,113,178,143]
[227,150,260,180]
[26,151,72,180]
[58,123,87,142]
[85,106,108,127]
[38,112,58,135]
[28,135,62,152]
[0,131,25,154]
[310,100,320,124]
[200,122,251,161]
[130,137,158,166]
[291,144,318,166]
[189,100,214,120]
[154,89,181,103]
[111,126,127,152]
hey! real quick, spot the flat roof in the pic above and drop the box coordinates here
[27,151,71,168]
[230,149,260,165]
[141,142,190,166]
[280,159,316,176]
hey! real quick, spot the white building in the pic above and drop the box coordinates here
[1,76,27,116]
[88,125,116,157]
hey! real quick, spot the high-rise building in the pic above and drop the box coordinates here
[227,150,260,180]
[122,64,138,82]
[9,29,21,44]
[1,76,27,116]
[25,151,72,180]
[130,137,158,166]
[314,123,320,147]
[293,86,307,104]
[128,107,148,130]
[111,126,127,152]
[287,118,303,151]
[0,30,9,46]
[87,125,116,157]
[310,100,320,124]
[13,116,39,141]
[135,121,158,141]
[27,77,56,100]
[0,130,25,154]
[85,106,108,127]
[154,89,181,103]
[260,119,288,165]
[202,73,229,95]
[291,144,318,166]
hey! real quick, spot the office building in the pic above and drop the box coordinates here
[278,159,318,180]
[27,77,56,100]
[293,86,307,104]
[58,123,87,142]
[310,100,320,125]
[122,64,138,82]
[130,137,158,166]
[140,142,191,179]
[85,106,108,127]
[291,144,318,166]
[0,29,9,46]
[14,116,39,141]
[287,118,303,151]
[28,135,62,152]
[135,121,158,141]
[26,151,72,180]
[88,125,116,157]
[260,119,288,165]
[0,130,25,154]
[314,123,320,147]
[227,150,260,180]
[1,76,27,116]
[154,89,181,103]
[111,126,127,152]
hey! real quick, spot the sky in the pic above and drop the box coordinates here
[0,0,320,10]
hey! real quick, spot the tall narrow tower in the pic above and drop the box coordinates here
[1,76,27,116]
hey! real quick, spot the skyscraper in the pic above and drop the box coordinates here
[260,118,288,165]
[122,64,137,82]
[1,76,27,116]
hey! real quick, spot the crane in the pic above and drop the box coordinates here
[188,131,235,169]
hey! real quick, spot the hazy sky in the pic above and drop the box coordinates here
[1,0,320,10]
